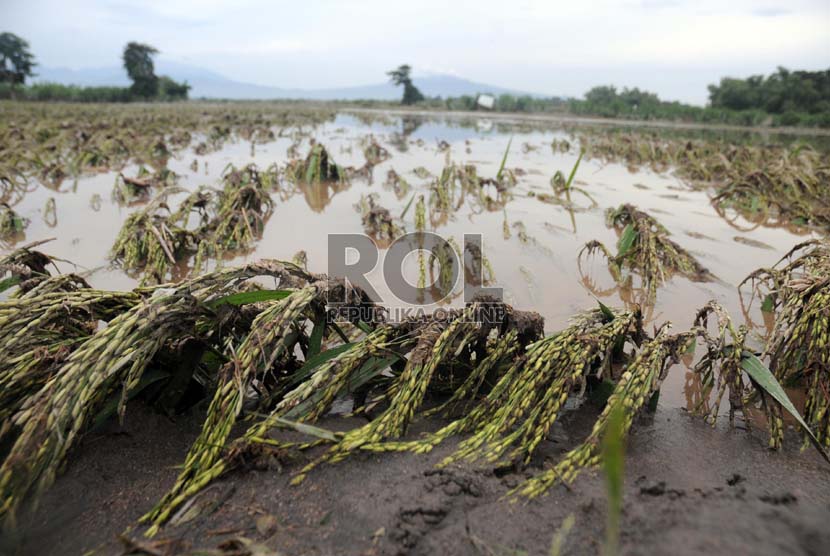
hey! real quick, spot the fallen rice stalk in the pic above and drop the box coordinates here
[579,204,714,300]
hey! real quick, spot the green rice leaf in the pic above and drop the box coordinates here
[355,320,374,334]
[305,151,319,183]
[284,354,396,419]
[602,400,624,556]
[0,276,21,294]
[286,342,357,390]
[199,348,227,374]
[741,352,830,463]
[496,136,512,182]
[616,223,637,258]
[647,390,660,412]
[590,379,616,407]
[564,151,584,191]
[597,299,616,322]
[307,318,326,359]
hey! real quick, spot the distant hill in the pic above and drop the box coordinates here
[33,62,542,100]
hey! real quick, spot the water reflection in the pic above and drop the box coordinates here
[2,110,825,409]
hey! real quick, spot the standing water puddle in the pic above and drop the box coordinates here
[3,111,821,409]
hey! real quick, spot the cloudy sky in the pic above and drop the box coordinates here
[3,0,829,104]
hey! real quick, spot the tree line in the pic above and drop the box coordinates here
[3,32,827,129]
[0,32,189,102]
[389,65,830,129]
[708,67,830,115]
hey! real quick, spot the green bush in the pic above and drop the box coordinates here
[0,80,187,103]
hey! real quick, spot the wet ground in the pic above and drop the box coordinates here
[9,402,830,555]
[2,110,829,554]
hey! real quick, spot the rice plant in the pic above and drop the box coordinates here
[2,248,821,536]
[549,150,595,208]
[285,143,346,184]
[712,147,830,230]
[690,294,828,460]
[355,193,402,243]
[424,153,514,224]
[114,166,178,203]
[111,192,194,285]
[579,131,830,232]
[514,324,692,497]
[579,204,714,300]
[3,258,661,533]
[0,240,55,293]
[362,136,390,167]
[191,164,276,272]
[0,259,318,524]
[384,168,411,199]
[0,102,335,188]
[740,240,830,448]
[0,203,28,241]
[111,164,276,283]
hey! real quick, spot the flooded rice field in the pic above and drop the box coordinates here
[2,104,829,555]
[4,110,823,409]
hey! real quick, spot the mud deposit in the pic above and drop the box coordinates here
[9,402,829,556]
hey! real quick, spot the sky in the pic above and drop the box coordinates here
[3,0,829,104]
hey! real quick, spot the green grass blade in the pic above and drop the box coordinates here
[285,342,358,391]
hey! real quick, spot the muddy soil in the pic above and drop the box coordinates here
[5,400,829,556]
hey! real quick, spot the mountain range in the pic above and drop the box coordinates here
[33,61,540,100]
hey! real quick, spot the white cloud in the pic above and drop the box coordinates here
[3,0,828,103]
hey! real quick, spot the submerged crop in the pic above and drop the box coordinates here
[579,203,714,301]
[0,102,828,548]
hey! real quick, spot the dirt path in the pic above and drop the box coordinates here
[6,401,829,556]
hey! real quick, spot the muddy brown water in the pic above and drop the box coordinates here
[3,111,830,556]
[3,112,820,411]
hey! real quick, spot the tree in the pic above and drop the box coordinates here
[159,76,191,100]
[707,67,830,114]
[387,64,424,105]
[123,42,159,98]
[0,32,36,85]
